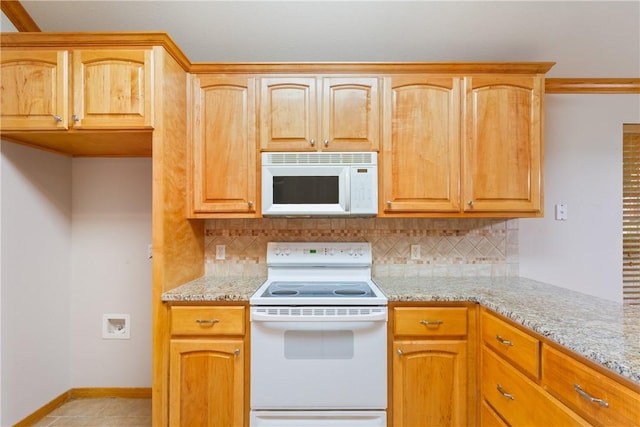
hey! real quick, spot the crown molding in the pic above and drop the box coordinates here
[1,0,40,32]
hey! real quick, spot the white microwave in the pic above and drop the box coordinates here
[261,152,378,217]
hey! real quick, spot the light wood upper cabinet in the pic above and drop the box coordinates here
[189,75,257,217]
[0,50,69,130]
[0,48,153,131]
[71,49,153,129]
[464,75,543,213]
[382,76,461,213]
[259,77,380,151]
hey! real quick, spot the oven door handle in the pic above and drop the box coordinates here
[251,311,387,322]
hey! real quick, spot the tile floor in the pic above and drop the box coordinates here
[31,398,151,426]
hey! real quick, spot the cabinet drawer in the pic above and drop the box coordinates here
[482,347,589,427]
[394,307,467,337]
[481,310,540,379]
[170,306,245,336]
[480,399,508,427]
[542,345,640,427]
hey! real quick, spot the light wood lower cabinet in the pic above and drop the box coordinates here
[391,305,476,427]
[482,346,589,426]
[168,305,246,427]
[169,339,244,427]
[542,345,640,427]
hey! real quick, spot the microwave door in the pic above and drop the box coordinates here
[263,166,349,216]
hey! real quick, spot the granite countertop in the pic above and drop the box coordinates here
[162,276,640,386]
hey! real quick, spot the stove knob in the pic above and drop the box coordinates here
[284,248,292,256]
[274,248,281,256]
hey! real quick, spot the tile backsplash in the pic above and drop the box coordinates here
[204,218,518,278]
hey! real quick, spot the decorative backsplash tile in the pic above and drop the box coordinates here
[204,218,518,278]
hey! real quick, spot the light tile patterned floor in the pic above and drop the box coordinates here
[31,398,151,426]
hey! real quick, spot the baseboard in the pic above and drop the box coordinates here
[13,387,152,427]
[70,387,152,399]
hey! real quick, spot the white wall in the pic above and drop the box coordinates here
[519,95,640,302]
[0,142,72,426]
[70,158,152,387]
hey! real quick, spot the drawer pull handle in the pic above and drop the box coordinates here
[420,320,444,327]
[496,335,514,346]
[195,319,220,326]
[497,384,515,400]
[574,384,609,408]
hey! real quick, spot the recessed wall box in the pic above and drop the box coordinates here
[102,314,130,339]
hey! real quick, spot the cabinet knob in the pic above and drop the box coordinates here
[72,114,80,122]
[234,349,241,356]
[396,349,403,356]
[386,201,392,207]
[323,139,329,147]
[248,201,254,208]
[309,138,315,146]
[53,115,63,122]
[467,200,474,207]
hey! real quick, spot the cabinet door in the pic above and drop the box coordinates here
[191,75,257,216]
[393,340,467,427]
[322,77,380,151]
[259,77,318,151]
[169,339,244,427]
[0,50,69,130]
[72,49,153,129]
[464,75,543,213]
[382,76,461,213]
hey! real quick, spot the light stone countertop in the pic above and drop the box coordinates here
[162,275,640,386]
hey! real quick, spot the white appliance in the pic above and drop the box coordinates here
[250,242,388,427]
[261,152,378,217]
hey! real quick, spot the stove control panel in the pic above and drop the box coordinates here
[267,242,372,265]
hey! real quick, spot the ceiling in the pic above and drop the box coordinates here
[5,1,640,76]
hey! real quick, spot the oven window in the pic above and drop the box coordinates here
[273,176,339,204]
[284,330,354,359]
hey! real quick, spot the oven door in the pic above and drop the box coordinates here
[261,165,349,216]
[250,306,387,410]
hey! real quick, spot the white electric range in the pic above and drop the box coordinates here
[249,242,388,427]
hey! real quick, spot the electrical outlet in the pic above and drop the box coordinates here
[555,203,568,221]
[411,244,421,260]
[216,245,226,260]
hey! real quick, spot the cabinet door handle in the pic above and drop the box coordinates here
[419,320,444,327]
[496,335,514,346]
[309,138,315,146]
[574,384,609,408]
[234,349,241,356]
[497,384,515,400]
[195,319,220,326]
[323,139,329,147]
[248,201,254,208]
[53,115,63,122]
[72,114,80,122]
[467,200,474,207]
[397,349,403,356]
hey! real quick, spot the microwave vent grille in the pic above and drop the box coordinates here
[264,152,376,165]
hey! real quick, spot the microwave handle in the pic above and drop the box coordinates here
[345,172,350,213]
